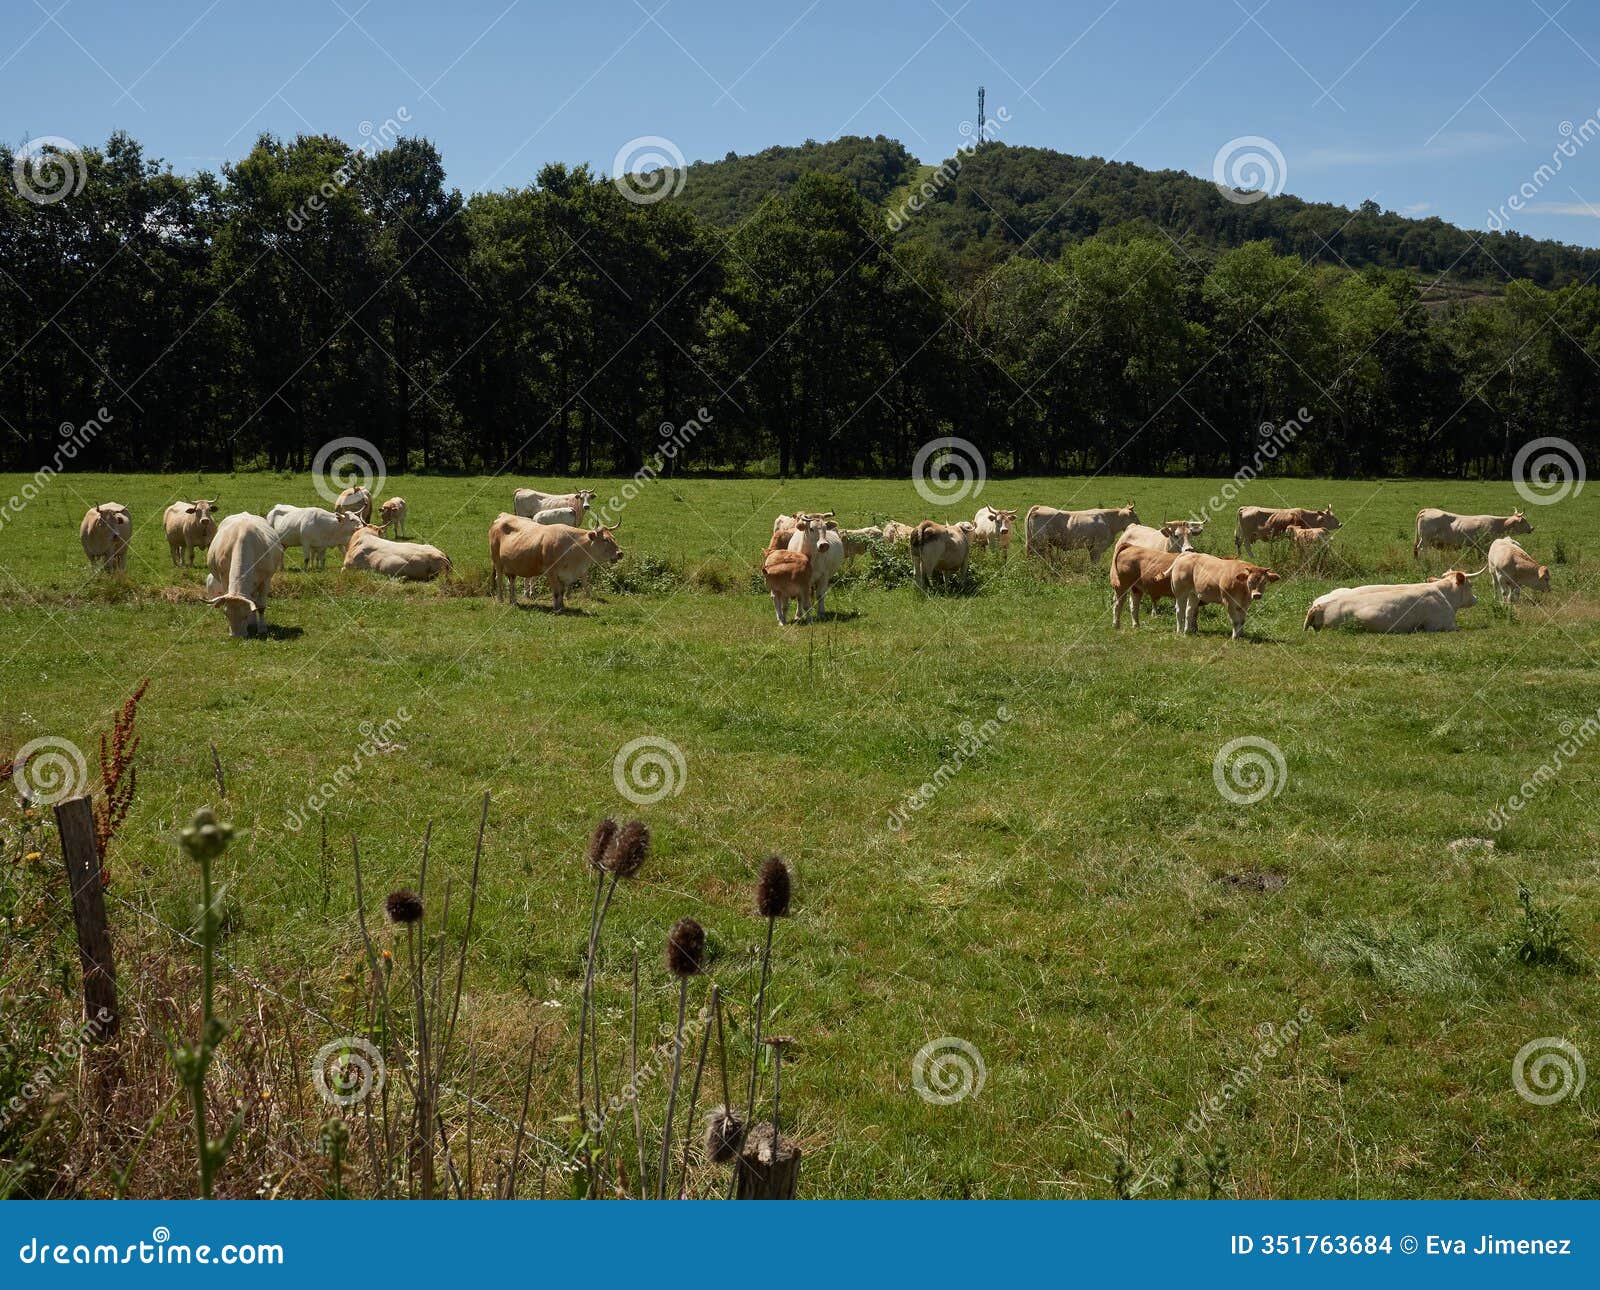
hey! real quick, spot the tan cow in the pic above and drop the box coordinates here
[79,503,131,572]
[1024,503,1138,561]
[762,546,813,625]
[205,513,284,638]
[1414,507,1531,561]
[1110,544,1180,627]
[839,526,880,560]
[910,520,975,590]
[334,485,372,523]
[1234,506,1340,557]
[972,506,1018,558]
[379,496,407,538]
[342,524,451,581]
[1116,521,1199,554]
[1486,537,1549,603]
[880,520,917,546]
[488,514,623,612]
[1284,523,1331,550]
[163,499,219,566]
[1305,570,1480,632]
[1170,552,1280,638]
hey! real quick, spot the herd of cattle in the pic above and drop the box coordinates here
[73,486,1552,639]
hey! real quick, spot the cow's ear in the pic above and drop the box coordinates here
[185,505,198,514]
[1267,571,1281,583]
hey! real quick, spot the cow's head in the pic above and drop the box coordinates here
[575,489,598,508]
[1312,507,1341,531]
[380,497,404,519]
[1435,569,1479,609]
[1116,503,1140,528]
[206,592,260,639]
[334,509,365,540]
[1507,509,1532,535]
[1243,564,1280,601]
[991,507,1017,536]
[1159,521,1196,553]
[585,524,624,565]
[93,504,131,540]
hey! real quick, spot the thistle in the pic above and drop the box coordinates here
[737,857,791,1193]
[703,1105,745,1164]
[385,888,424,924]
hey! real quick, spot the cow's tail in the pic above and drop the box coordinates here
[1233,508,1244,555]
[1022,505,1039,557]
[1303,600,1324,632]
[909,522,929,552]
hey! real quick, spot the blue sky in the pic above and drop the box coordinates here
[7,0,1600,246]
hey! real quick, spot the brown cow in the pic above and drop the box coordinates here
[1234,505,1340,556]
[488,513,623,612]
[1110,544,1179,628]
[1170,552,1280,638]
[762,548,813,625]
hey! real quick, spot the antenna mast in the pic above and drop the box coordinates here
[977,86,986,144]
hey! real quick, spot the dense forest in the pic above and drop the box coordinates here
[2,130,1597,480]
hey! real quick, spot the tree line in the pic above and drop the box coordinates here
[2,131,1595,480]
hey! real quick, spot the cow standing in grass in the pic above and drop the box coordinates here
[1024,503,1138,562]
[489,514,622,611]
[1414,508,1530,562]
[205,513,284,638]
[1234,505,1339,557]
[79,503,131,573]
[163,499,219,566]
[1486,538,1549,603]
[972,506,1018,558]
[911,520,975,591]
[1170,552,1280,638]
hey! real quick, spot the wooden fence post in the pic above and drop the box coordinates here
[53,794,118,1040]
[735,1123,801,1199]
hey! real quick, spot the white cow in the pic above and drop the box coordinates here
[1487,537,1550,603]
[266,504,363,569]
[1414,508,1531,561]
[972,506,1018,558]
[1116,521,1199,554]
[205,514,284,638]
[513,487,596,523]
[531,506,581,526]
[79,503,131,572]
[343,524,452,581]
[1304,570,1481,633]
[786,519,843,618]
[163,499,220,566]
[379,496,407,538]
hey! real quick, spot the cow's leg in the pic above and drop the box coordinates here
[1131,590,1143,627]
[553,583,565,613]
[1229,608,1245,639]
[1112,587,1124,628]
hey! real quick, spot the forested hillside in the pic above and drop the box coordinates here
[3,130,1596,482]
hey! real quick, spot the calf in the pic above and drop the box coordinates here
[1486,537,1549,603]
[205,513,284,638]
[163,499,219,566]
[1305,570,1479,633]
[1110,544,1179,627]
[266,504,363,570]
[910,520,975,590]
[488,514,623,612]
[762,546,813,624]
[1170,552,1280,638]
[79,503,131,572]
[1414,507,1531,561]
[342,524,452,581]
[379,496,407,538]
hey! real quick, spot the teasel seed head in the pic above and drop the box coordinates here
[756,855,791,918]
[586,818,618,871]
[385,888,424,924]
[602,819,649,877]
[703,1106,745,1163]
[665,916,706,977]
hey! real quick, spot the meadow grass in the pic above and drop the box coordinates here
[2,469,1598,1197]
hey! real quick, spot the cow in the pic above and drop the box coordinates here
[513,487,596,524]
[1487,537,1550,603]
[1110,544,1180,628]
[531,506,582,526]
[1116,521,1199,554]
[910,520,975,591]
[342,524,452,581]
[1414,508,1531,561]
[1304,570,1480,633]
[787,517,843,617]
[266,504,363,570]
[205,513,284,638]
[1169,552,1280,638]
[880,520,917,546]
[79,503,131,572]
[334,486,372,523]
[1234,506,1340,557]
[488,514,623,612]
[839,526,880,560]
[772,511,835,548]
[379,496,407,538]
[163,499,219,566]
[972,506,1018,558]
[1284,523,1331,550]
[763,522,820,626]
[1024,503,1138,562]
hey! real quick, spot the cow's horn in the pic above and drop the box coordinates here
[1462,564,1489,579]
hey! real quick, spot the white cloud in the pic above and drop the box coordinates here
[1401,201,1432,216]
[1537,201,1600,218]
[1303,132,1510,168]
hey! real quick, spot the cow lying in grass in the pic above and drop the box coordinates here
[1304,570,1480,633]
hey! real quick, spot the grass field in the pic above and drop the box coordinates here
[3,469,1599,1198]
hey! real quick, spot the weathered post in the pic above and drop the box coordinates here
[53,794,118,1039]
[735,1123,801,1199]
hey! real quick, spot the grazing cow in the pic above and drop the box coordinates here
[488,514,623,612]
[1234,506,1340,556]
[163,499,219,566]
[379,496,407,538]
[1486,537,1550,603]
[1305,570,1479,633]
[910,520,975,591]
[205,513,284,638]
[972,506,1018,558]
[513,487,596,524]
[880,520,917,546]
[763,520,816,625]
[342,524,452,581]
[1414,507,1531,561]
[79,503,131,572]
[786,517,844,617]
[266,504,363,569]
[1116,521,1199,554]
[334,486,372,523]
[1110,544,1180,627]
[1170,552,1280,638]
[1284,523,1332,550]
[1024,503,1138,561]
